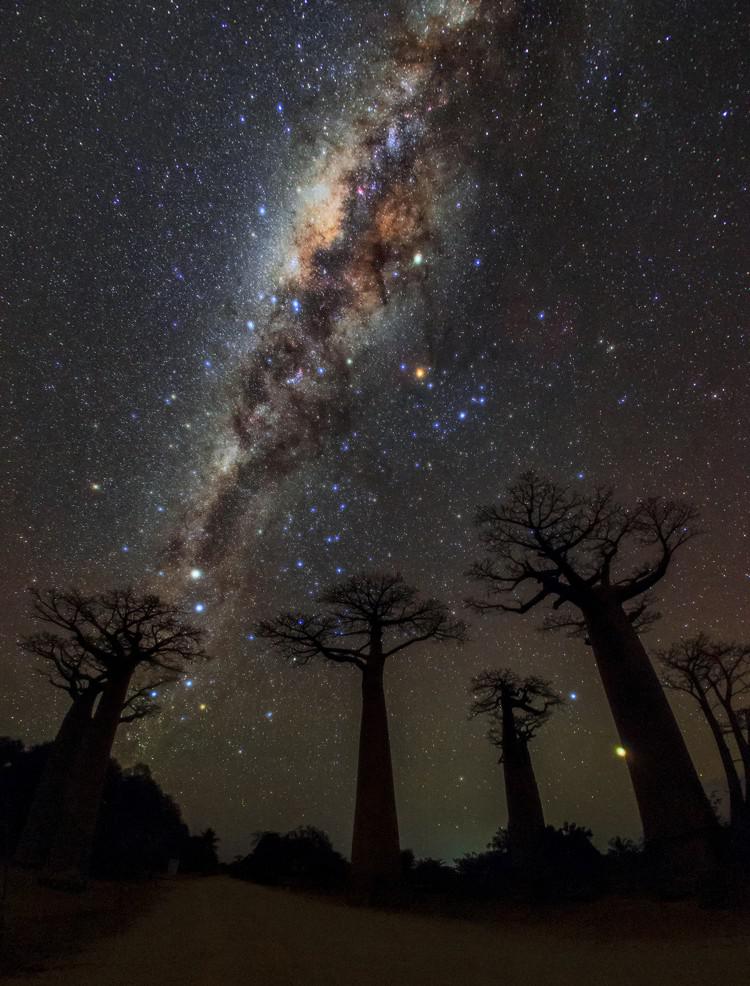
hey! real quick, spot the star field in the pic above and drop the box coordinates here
[1,0,747,861]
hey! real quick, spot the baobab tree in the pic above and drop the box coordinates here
[255,572,466,887]
[659,634,750,836]
[16,588,207,881]
[467,472,717,877]
[470,669,561,860]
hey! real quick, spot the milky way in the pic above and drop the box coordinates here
[3,0,745,860]
[171,0,525,587]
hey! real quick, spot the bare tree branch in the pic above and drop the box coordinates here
[20,587,209,718]
[469,668,562,760]
[255,572,467,670]
[468,471,699,617]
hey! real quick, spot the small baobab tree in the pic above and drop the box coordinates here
[659,634,750,836]
[470,669,561,860]
[467,472,717,876]
[15,588,207,881]
[255,572,467,887]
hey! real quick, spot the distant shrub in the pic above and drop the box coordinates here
[180,827,220,875]
[229,826,348,889]
[406,857,459,893]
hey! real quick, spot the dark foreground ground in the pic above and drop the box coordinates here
[2,875,748,985]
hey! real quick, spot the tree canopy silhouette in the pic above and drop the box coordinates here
[470,669,561,859]
[255,571,467,887]
[15,587,207,882]
[467,471,717,883]
[1,738,191,879]
[231,826,347,888]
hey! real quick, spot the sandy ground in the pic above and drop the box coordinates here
[3,877,748,986]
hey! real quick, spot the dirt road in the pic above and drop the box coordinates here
[4,877,748,985]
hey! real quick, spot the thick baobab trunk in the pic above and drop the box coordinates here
[501,699,545,860]
[351,658,400,887]
[14,688,97,869]
[584,599,717,878]
[46,673,131,881]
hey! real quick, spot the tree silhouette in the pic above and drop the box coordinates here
[470,669,561,860]
[1,739,191,878]
[659,634,750,836]
[467,472,717,877]
[231,826,347,888]
[181,827,220,874]
[255,572,466,887]
[15,587,207,882]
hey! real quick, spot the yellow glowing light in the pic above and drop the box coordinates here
[414,366,427,380]
[615,745,627,758]
[413,252,423,265]
[90,482,101,492]
[199,703,207,712]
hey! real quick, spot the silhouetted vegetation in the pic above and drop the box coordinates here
[2,483,747,918]
[659,634,750,841]
[229,826,348,890]
[222,820,686,907]
[0,738,211,880]
[467,472,718,888]
[470,668,561,860]
[15,588,208,884]
[181,828,221,875]
[255,571,467,889]
[451,824,604,902]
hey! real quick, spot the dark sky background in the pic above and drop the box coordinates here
[1,0,747,862]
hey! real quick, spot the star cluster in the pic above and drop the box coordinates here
[1,0,746,861]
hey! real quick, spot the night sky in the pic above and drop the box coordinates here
[2,0,747,862]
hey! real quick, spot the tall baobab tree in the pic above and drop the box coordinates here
[16,588,207,881]
[255,572,466,887]
[467,472,717,876]
[470,669,561,860]
[659,634,750,835]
